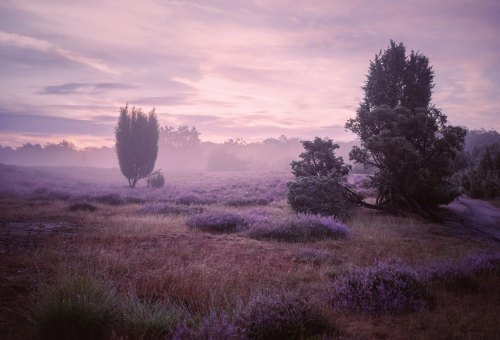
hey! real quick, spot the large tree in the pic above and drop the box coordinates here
[345,41,467,220]
[115,104,159,188]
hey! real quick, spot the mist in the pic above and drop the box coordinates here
[0,125,359,174]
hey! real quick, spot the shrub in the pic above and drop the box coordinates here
[330,263,432,314]
[122,298,180,339]
[421,253,500,292]
[224,197,270,207]
[33,276,119,340]
[287,175,351,220]
[146,170,165,189]
[237,293,331,339]
[246,214,350,242]
[68,201,97,212]
[186,211,248,233]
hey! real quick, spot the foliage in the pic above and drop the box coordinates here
[291,137,350,177]
[115,104,159,188]
[33,276,119,340]
[459,143,500,198]
[345,41,466,218]
[330,262,432,314]
[421,253,500,293]
[146,170,165,188]
[287,175,351,219]
[237,293,331,339]
[464,129,500,153]
[246,213,350,242]
[288,137,352,219]
[186,211,248,233]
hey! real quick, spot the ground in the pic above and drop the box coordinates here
[0,167,499,339]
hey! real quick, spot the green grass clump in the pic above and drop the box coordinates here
[33,276,119,340]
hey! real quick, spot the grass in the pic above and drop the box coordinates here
[0,174,499,338]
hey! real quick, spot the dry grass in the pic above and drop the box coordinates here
[0,194,499,338]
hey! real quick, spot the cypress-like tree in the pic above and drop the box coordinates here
[345,41,467,220]
[115,104,159,188]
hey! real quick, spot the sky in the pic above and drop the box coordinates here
[0,0,499,148]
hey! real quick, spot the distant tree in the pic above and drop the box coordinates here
[159,125,201,148]
[459,143,500,198]
[345,41,467,220]
[115,104,159,188]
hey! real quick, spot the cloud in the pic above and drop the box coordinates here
[0,31,118,74]
[41,82,136,95]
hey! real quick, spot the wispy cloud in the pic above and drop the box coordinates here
[41,82,136,95]
[0,31,118,74]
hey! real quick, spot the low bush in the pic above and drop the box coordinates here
[237,293,331,339]
[421,253,500,292]
[224,197,270,207]
[146,171,166,189]
[186,211,248,233]
[287,175,352,220]
[246,214,350,242]
[33,276,120,340]
[330,263,432,314]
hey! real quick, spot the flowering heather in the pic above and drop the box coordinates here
[246,213,350,242]
[186,211,249,233]
[237,293,331,339]
[420,253,500,292]
[330,262,432,314]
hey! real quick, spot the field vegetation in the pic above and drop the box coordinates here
[0,166,499,339]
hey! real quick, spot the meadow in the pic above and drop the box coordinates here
[0,164,499,339]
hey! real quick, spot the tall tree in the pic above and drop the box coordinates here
[346,41,466,220]
[115,104,159,188]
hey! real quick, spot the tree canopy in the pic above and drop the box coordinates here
[115,104,159,188]
[346,41,466,219]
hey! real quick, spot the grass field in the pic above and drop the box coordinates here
[0,167,499,339]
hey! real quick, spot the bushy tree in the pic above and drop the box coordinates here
[291,137,350,177]
[115,104,159,188]
[346,41,466,219]
[288,138,352,219]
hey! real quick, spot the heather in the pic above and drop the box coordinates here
[421,253,500,292]
[186,211,249,233]
[1,168,499,339]
[330,262,432,314]
[237,293,332,339]
[246,213,350,242]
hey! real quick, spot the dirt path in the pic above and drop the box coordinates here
[442,197,500,242]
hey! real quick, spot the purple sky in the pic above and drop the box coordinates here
[1,0,499,147]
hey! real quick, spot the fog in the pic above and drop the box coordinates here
[0,125,359,173]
